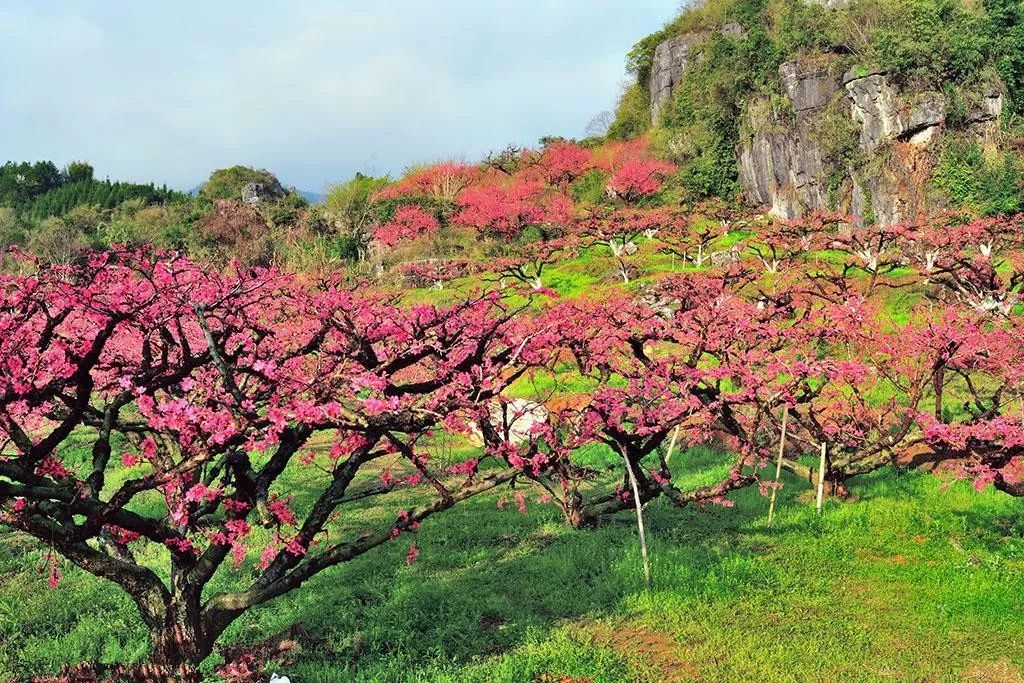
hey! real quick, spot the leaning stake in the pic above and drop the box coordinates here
[622,449,651,588]
[767,407,789,526]
[815,442,827,514]
[664,424,681,465]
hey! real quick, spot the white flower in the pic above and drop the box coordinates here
[270,675,291,683]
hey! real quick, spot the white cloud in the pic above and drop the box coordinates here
[0,0,676,191]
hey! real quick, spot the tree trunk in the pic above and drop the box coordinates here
[140,590,215,682]
[560,488,596,529]
[147,613,207,682]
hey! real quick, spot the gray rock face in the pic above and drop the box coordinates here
[738,59,840,218]
[241,180,286,206]
[738,60,966,224]
[780,59,840,113]
[843,70,944,151]
[721,22,747,38]
[648,21,1001,225]
[650,32,707,124]
[844,71,903,152]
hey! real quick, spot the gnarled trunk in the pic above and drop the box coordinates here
[135,584,217,682]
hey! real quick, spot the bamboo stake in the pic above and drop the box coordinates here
[622,450,651,589]
[766,407,789,527]
[815,442,827,514]
[664,425,681,465]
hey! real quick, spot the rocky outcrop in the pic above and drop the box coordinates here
[241,179,286,206]
[650,32,707,124]
[734,56,993,224]
[738,58,840,217]
[844,69,944,150]
[646,15,1007,226]
[649,23,747,124]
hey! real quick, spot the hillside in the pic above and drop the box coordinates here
[610,0,1024,224]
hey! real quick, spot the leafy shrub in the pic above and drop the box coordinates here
[931,140,1023,215]
[607,84,652,140]
[570,170,610,204]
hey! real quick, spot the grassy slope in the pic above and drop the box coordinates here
[1,449,1022,681]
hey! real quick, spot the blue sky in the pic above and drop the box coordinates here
[0,1,677,192]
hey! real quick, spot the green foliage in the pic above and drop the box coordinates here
[22,179,180,221]
[0,207,25,247]
[324,172,391,241]
[607,84,652,140]
[0,161,62,207]
[931,140,1024,215]
[262,192,308,228]
[101,200,188,249]
[984,0,1024,119]
[198,165,282,202]
[570,169,610,204]
[871,0,995,85]
[64,161,94,184]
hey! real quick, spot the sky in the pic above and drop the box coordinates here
[0,1,678,193]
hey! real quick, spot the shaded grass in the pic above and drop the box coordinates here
[1,449,1022,682]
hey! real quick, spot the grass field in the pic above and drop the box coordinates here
[2,446,1022,682]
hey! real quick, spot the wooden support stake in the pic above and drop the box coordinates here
[815,442,827,515]
[767,407,789,527]
[664,425,681,466]
[622,450,651,589]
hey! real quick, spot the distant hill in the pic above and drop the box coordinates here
[299,190,326,204]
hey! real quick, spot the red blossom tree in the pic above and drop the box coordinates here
[605,159,676,203]
[373,205,441,247]
[534,141,593,186]
[454,181,574,240]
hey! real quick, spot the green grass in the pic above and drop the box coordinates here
[1,449,1022,682]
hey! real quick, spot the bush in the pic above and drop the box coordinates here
[931,141,1023,215]
[607,84,652,140]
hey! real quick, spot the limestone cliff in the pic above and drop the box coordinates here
[634,0,1019,224]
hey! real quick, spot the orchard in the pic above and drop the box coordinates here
[2,142,1024,681]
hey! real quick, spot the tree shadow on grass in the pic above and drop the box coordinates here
[225,459,805,679]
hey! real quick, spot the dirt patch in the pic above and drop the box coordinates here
[479,613,504,631]
[570,619,701,682]
[964,659,1024,683]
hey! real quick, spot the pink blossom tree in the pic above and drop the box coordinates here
[0,251,560,679]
